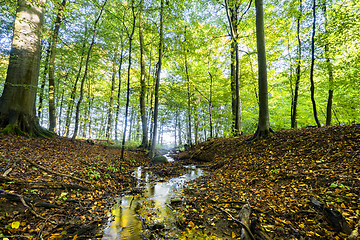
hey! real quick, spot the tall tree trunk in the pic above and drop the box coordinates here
[114,46,124,141]
[184,26,192,147]
[225,0,242,136]
[291,0,302,129]
[208,71,213,138]
[185,53,192,147]
[63,36,86,137]
[0,0,51,137]
[322,1,334,126]
[310,0,321,128]
[149,0,164,158]
[48,0,67,133]
[58,88,65,135]
[38,44,50,123]
[72,0,107,140]
[120,0,136,160]
[106,51,117,141]
[252,0,271,139]
[139,0,148,148]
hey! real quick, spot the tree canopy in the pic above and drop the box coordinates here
[0,0,359,144]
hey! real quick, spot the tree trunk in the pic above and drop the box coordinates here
[149,0,164,158]
[253,0,271,139]
[38,44,50,123]
[291,0,302,129]
[72,0,107,140]
[139,0,148,148]
[322,1,334,126]
[310,0,321,128]
[0,0,51,137]
[114,46,124,141]
[63,36,86,137]
[106,51,117,141]
[48,0,67,133]
[185,51,192,147]
[120,0,136,160]
[208,72,213,138]
[225,0,242,136]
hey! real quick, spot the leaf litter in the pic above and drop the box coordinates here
[174,125,360,239]
[0,124,359,239]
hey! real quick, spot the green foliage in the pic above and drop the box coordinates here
[0,0,359,142]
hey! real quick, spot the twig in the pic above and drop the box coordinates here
[215,206,256,240]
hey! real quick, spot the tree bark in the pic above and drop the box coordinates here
[48,0,67,133]
[149,0,164,158]
[253,0,271,139]
[310,0,321,128]
[0,0,51,137]
[139,0,148,148]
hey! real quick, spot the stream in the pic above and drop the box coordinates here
[102,157,204,239]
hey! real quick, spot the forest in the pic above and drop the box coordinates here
[0,0,360,239]
[1,0,359,148]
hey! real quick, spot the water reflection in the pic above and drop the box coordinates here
[103,165,203,239]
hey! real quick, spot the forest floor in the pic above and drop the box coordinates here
[174,124,360,240]
[0,124,359,239]
[0,135,152,239]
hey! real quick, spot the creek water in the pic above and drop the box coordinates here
[102,158,204,239]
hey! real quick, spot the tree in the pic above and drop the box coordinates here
[72,0,107,140]
[309,0,321,128]
[224,0,248,136]
[291,0,302,129]
[48,0,67,133]
[138,0,149,148]
[149,0,164,158]
[120,0,137,160]
[252,0,271,139]
[322,0,334,126]
[0,0,51,137]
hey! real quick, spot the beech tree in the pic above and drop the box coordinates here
[0,0,51,136]
[252,0,271,139]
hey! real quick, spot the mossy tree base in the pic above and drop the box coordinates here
[0,111,54,138]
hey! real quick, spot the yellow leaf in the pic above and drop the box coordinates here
[11,221,20,229]
[232,232,236,238]
[188,221,195,228]
[72,235,78,240]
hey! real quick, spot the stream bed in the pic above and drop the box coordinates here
[102,162,204,239]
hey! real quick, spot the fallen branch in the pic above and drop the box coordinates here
[0,176,89,190]
[0,189,59,209]
[238,204,253,240]
[215,206,256,240]
[2,158,21,177]
[0,190,57,223]
[25,158,92,184]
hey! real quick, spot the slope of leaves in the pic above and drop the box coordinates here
[0,135,150,239]
[176,125,360,239]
